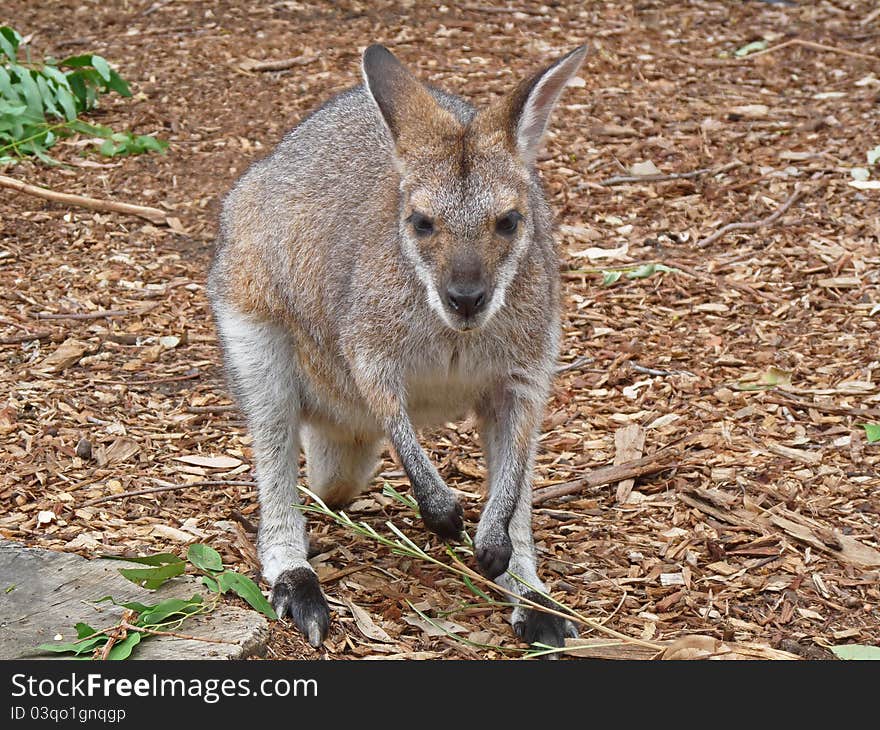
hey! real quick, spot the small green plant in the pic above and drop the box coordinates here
[862,424,880,444]
[0,26,166,164]
[37,544,274,660]
[601,262,678,287]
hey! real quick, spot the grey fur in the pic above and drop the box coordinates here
[208,44,588,648]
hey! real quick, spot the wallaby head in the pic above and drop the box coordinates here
[362,44,587,332]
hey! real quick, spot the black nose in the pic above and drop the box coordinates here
[446,284,487,319]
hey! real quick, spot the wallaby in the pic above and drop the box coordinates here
[208,43,588,650]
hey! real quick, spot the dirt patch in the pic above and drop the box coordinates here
[2,0,879,659]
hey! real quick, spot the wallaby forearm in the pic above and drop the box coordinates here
[386,410,464,539]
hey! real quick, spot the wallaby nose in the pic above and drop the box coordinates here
[446,284,487,319]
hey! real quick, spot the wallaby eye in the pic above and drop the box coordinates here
[409,212,435,237]
[495,210,522,236]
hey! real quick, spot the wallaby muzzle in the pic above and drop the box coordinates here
[442,254,492,329]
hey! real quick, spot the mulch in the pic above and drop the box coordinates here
[2,0,879,659]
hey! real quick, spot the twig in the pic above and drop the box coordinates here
[696,186,803,249]
[555,355,594,373]
[460,4,550,16]
[34,304,158,321]
[81,479,255,507]
[629,362,680,377]
[121,622,236,645]
[0,174,169,225]
[742,38,880,64]
[0,330,52,345]
[238,54,320,72]
[531,450,691,505]
[185,404,238,414]
[767,388,880,419]
[92,368,202,386]
[600,161,740,187]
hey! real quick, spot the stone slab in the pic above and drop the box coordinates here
[0,540,268,660]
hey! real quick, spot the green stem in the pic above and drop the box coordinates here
[0,120,72,156]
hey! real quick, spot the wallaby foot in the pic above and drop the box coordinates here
[513,591,578,652]
[475,530,513,579]
[419,490,464,540]
[271,567,331,648]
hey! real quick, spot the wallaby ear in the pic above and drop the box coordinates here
[493,45,589,165]
[362,44,458,155]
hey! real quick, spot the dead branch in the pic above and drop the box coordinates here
[696,186,804,249]
[0,174,169,225]
[34,304,158,321]
[185,404,239,414]
[742,38,880,64]
[81,480,256,507]
[0,330,53,345]
[531,450,694,505]
[238,54,320,72]
[121,622,237,645]
[600,161,741,187]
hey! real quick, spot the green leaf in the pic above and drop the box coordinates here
[102,552,183,567]
[35,75,60,118]
[91,55,112,82]
[68,119,112,137]
[867,145,880,167]
[11,65,43,119]
[830,644,880,660]
[217,571,277,619]
[862,424,880,444]
[107,632,141,660]
[0,66,19,101]
[0,26,21,62]
[201,575,220,593]
[54,85,78,121]
[188,543,224,572]
[138,595,203,626]
[734,40,768,58]
[626,262,679,279]
[74,622,96,639]
[462,574,492,602]
[134,134,167,152]
[41,65,71,91]
[37,635,105,656]
[118,561,186,590]
[106,69,132,97]
[99,138,121,156]
[59,54,97,68]
[602,270,623,286]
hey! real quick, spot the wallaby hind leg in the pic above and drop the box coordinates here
[214,306,330,647]
[302,425,381,508]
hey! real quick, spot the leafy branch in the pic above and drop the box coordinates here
[0,26,166,164]
[296,484,663,657]
[37,544,274,660]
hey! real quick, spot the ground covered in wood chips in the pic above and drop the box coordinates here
[2,0,879,660]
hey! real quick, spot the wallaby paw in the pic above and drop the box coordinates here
[271,567,330,648]
[513,591,578,655]
[475,531,513,579]
[421,496,463,540]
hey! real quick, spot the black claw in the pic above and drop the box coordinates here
[422,499,463,540]
[516,591,573,649]
[475,535,513,579]
[271,567,330,648]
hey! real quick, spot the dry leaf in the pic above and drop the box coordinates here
[39,339,90,372]
[344,600,394,643]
